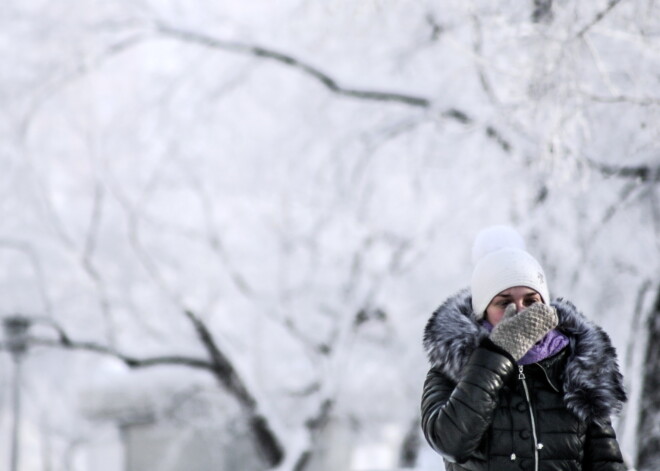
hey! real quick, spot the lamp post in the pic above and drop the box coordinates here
[3,315,32,471]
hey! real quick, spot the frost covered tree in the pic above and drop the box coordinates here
[637,286,660,471]
[0,1,659,470]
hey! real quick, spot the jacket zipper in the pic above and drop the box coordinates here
[519,365,539,471]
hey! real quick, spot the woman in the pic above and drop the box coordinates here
[421,226,627,471]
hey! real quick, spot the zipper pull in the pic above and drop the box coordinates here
[518,365,525,380]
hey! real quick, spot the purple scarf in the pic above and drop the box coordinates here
[482,320,569,365]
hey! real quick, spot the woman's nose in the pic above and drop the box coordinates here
[514,300,525,312]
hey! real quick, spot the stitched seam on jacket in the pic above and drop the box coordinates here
[460,380,499,401]
[451,395,487,416]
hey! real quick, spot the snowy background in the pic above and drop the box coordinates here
[0,1,659,470]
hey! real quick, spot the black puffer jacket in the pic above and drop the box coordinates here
[421,289,627,471]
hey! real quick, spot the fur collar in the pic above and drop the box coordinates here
[423,288,626,424]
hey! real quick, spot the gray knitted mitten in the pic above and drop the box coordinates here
[489,303,559,361]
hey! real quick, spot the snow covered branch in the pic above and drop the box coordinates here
[154,23,431,109]
[153,22,517,153]
[20,33,149,138]
[26,336,212,370]
[586,158,660,182]
[292,398,335,471]
[575,0,625,38]
[13,313,286,467]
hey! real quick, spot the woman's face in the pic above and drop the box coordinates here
[485,286,543,325]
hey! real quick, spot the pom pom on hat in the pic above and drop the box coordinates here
[471,225,526,265]
[470,226,549,319]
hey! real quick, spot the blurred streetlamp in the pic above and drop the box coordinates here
[3,315,32,471]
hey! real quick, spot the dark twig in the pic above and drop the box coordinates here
[13,314,285,467]
[585,93,660,106]
[532,0,554,23]
[181,309,284,466]
[575,0,624,38]
[585,158,660,182]
[27,336,212,369]
[292,398,335,471]
[182,309,255,407]
[155,23,431,108]
[21,33,149,139]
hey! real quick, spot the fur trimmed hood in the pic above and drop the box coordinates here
[423,289,626,424]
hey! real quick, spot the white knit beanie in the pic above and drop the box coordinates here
[470,226,549,319]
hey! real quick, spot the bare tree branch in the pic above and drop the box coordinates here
[181,307,284,466]
[471,15,500,108]
[575,0,625,38]
[120,193,285,464]
[173,160,333,359]
[285,382,322,398]
[82,183,105,262]
[154,23,431,109]
[532,0,554,23]
[292,398,335,471]
[181,309,255,407]
[16,157,119,347]
[79,183,117,346]
[485,125,512,153]
[20,33,150,140]
[17,312,286,467]
[174,161,256,300]
[570,181,642,286]
[425,13,443,42]
[102,158,329,365]
[583,93,660,106]
[19,317,209,369]
[585,158,660,182]
[27,337,212,370]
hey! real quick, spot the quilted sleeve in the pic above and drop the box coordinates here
[420,343,515,463]
[583,419,626,471]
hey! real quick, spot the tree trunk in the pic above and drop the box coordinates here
[398,417,421,468]
[637,285,660,471]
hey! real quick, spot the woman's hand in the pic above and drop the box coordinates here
[489,303,558,360]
